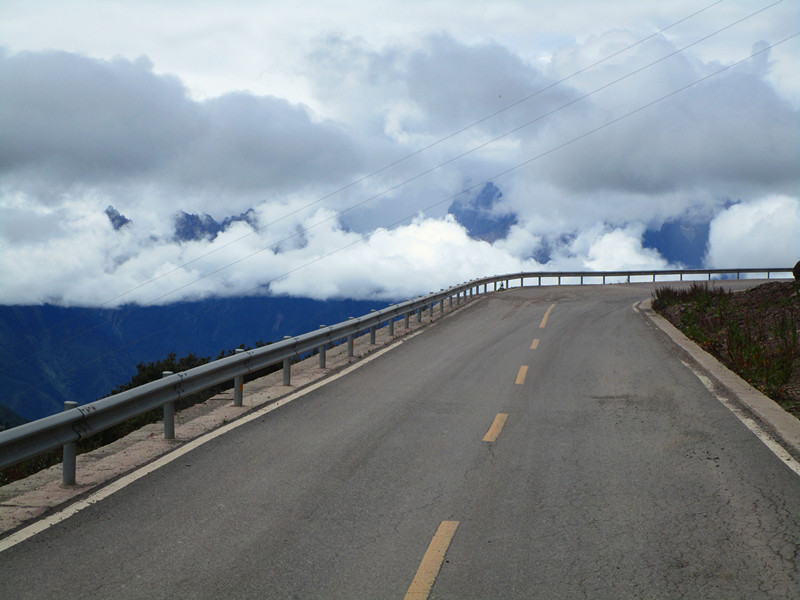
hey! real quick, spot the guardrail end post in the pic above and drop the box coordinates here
[162,371,175,440]
[62,401,78,486]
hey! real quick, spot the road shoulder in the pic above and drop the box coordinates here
[638,298,800,462]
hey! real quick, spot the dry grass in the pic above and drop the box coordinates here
[653,281,800,419]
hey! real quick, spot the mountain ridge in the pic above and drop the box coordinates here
[0,295,390,422]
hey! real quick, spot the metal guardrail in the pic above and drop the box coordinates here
[0,267,792,483]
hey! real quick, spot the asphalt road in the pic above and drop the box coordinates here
[2,283,799,599]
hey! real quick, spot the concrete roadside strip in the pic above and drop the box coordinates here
[0,298,484,545]
[638,298,800,468]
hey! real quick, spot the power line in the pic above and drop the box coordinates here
[242,31,800,296]
[86,0,732,310]
[138,0,785,306]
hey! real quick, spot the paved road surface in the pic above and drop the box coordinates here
[1,283,799,599]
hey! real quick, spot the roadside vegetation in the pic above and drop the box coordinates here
[652,280,800,419]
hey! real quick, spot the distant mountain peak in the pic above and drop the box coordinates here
[173,209,258,242]
[105,205,131,230]
[448,182,517,243]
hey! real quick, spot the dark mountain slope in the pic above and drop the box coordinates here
[0,295,389,421]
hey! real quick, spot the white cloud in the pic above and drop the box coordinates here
[706,196,800,268]
[0,1,798,306]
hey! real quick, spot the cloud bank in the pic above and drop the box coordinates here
[0,12,798,306]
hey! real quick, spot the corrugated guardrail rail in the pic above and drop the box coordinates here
[0,267,792,484]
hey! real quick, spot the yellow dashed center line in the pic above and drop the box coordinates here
[515,365,529,385]
[405,521,460,600]
[530,338,540,350]
[483,413,508,442]
[539,303,556,328]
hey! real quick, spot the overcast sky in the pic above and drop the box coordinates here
[1,0,798,306]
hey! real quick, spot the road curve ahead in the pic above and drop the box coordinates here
[1,283,799,599]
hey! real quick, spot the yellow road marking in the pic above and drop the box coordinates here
[483,413,508,442]
[530,338,540,350]
[515,365,529,385]
[539,303,556,328]
[405,521,460,600]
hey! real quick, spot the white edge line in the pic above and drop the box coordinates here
[0,331,423,553]
[680,360,800,478]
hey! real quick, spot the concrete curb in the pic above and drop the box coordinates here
[638,297,800,462]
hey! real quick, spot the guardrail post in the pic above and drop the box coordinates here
[62,401,78,486]
[417,307,423,323]
[404,312,410,328]
[162,371,175,440]
[318,326,327,368]
[282,336,292,385]
[440,299,445,314]
[389,317,395,336]
[580,275,584,285]
[233,348,245,406]
[368,310,377,344]
[538,276,541,286]
[449,295,453,307]
[520,275,523,288]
